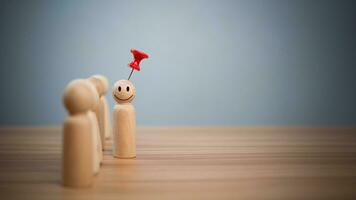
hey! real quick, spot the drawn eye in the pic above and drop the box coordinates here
[118,86,121,92]
[126,86,130,92]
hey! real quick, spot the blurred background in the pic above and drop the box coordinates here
[0,0,355,126]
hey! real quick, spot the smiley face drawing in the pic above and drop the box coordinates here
[112,80,136,104]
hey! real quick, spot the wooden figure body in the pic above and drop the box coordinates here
[102,97,112,140]
[62,79,96,187]
[88,75,111,150]
[88,111,102,174]
[112,80,136,158]
[86,78,103,172]
[113,103,136,158]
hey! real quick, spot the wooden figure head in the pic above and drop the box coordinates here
[88,75,109,97]
[63,79,99,115]
[112,80,136,104]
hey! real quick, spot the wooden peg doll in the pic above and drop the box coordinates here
[62,79,94,187]
[112,80,136,158]
[88,75,112,150]
[86,80,102,174]
[111,48,148,158]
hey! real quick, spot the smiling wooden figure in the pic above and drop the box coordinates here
[112,80,136,158]
[112,49,148,159]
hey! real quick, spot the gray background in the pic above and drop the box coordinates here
[0,0,355,126]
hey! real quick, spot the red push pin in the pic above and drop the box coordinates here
[127,49,149,80]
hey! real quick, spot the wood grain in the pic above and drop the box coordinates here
[0,127,355,199]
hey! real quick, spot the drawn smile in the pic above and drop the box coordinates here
[114,94,133,101]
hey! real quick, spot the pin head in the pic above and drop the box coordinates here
[112,80,136,104]
[128,49,149,71]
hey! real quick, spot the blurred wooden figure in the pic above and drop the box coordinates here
[86,80,102,174]
[112,80,136,158]
[87,111,102,173]
[62,79,94,187]
[88,75,111,150]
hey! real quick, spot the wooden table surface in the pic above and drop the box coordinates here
[0,127,355,200]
